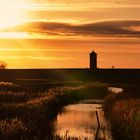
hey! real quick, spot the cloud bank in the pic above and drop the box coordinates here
[7,20,140,38]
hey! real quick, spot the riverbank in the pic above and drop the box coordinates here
[104,89,140,140]
[0,81,107,140]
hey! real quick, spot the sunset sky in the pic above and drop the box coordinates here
[0,0,140,68]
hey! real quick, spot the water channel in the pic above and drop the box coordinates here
[54,99,112,140]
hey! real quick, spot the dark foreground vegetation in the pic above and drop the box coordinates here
[0,78,140,140]
[104,89,140,140]
[0,81,107,140]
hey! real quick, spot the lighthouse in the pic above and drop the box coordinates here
[90,50,97,69]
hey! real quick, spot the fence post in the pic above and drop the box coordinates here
[95,111,100,140]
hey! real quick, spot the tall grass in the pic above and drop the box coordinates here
[0,81,107,140]
[0,118,28,140]
[104,93,140,140]
[0,82,20,92]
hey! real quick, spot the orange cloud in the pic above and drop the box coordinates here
[5,20,140,38]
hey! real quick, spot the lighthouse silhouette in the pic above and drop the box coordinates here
[90,50,97,69]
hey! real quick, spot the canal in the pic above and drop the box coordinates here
[54,99,112,140]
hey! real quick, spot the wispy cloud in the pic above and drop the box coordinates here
[0,56,75,61]
[6,20,140,38]
[29,0,140,6]
[17,0,140,12]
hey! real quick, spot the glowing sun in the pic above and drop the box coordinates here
[0,0,26,29]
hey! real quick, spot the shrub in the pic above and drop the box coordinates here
[0,61,7,69]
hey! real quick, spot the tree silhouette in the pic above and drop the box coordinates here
[0,61,7,69]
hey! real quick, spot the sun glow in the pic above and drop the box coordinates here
[0,0,27,29]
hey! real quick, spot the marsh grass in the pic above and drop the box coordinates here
[0,82,20,92]
[104,93,140,140]
[0,81,107,140]
[0,118,28,140]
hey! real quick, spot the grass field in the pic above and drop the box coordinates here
[0,80,107,140]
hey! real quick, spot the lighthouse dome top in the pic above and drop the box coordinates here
[90,50,97,55]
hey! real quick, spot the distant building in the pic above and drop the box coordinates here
[90,50,97,69]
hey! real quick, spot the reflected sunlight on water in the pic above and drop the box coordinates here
[55,100,112,140]
[108,87,123,94]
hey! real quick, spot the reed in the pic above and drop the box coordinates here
[104,93,140,140]
[0,81,107,140]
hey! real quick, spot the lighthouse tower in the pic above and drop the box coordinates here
[90,50,97,70]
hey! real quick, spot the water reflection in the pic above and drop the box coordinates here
[108,87,123,94]
[54,100,112,140]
